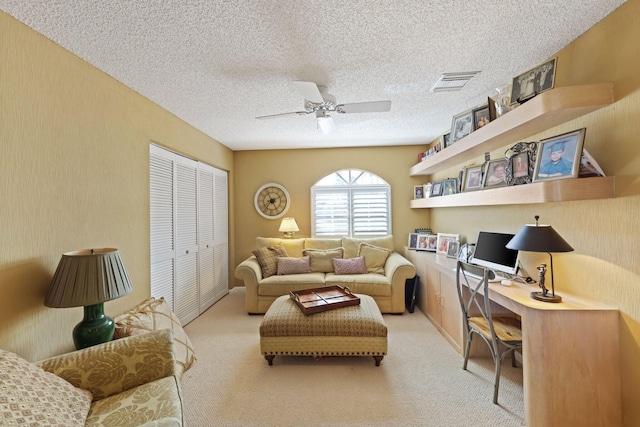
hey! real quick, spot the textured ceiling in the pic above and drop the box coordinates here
[0,1,627,151]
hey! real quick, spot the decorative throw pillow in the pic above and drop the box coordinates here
[277,256,311,275]
[253,244,288,278]
[114,297,196,377]
[342,235,394,258]
[332,256,368,275]
[303,247,344,273]
[0,349,92,426]
[358,242,392,274]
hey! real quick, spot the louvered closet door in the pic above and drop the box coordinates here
[175,156,199,325]
[150,145,176,310]
[212,170,229,303]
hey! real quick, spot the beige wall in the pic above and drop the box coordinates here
[0,12,234,361]
[428,1,640,425]
[233,146,429,266]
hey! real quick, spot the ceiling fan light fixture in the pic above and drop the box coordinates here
[431,71,481,92]
[317,113,336,134]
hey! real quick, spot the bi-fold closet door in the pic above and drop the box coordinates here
[149,144,228,325]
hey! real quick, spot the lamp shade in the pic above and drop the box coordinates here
[506,223,573,253]
[278,217,299,233]
[45,248,133,308]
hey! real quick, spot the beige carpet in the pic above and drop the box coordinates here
[182,288,524,427]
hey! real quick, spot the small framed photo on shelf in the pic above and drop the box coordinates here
[533,128,585,182]
[462,164,484,192]
[482,159,508,188]
[436,233,460,255]
[510,57,557,104]
[451,109,473,143]
[414,185,425,199]
[446,240,460,259]
[472,104,491,130]
[408,233,419,250]
[505,141,538,185]
[443,132,452,148]
[429,181,443,197]
[442,178,458,195]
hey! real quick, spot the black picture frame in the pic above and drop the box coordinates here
[443,132,452,148]
[472,104,491,130]
[429,181,443,197]
[505,141,538,185]
[510,57,557,104]
[533,128,586,182]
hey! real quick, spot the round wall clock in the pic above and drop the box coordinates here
[254,183,291,219]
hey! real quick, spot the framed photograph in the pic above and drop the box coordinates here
[511,57,557,104]
[426,235,438,252]
[414,185,425,199]
[472,104,491,130]
[462,164,484,192]
[505,141,538,185]
[429,181,443,197]
[482,159,508,188]
[436,233,460,255]
[533,128,586,182]
[408,233,419,250]
[446,240,460,259]
[443,132,452,148]
[417,234,436,251]
[451,109,474,143]
[442,178,458,196]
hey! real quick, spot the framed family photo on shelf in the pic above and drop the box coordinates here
[505,141,538,185]
[462,164,483,191]
[510,57,557,104]
[451,109,473,143]
[472,104,491,130]
[533,128,585,182]
[429,181,443,197]
[482,159,508,188]
[436,233,460,255]
[414,185,425,199]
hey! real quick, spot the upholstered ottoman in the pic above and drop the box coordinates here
[260,293,388,366]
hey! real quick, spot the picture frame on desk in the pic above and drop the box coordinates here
[533,128,585,182]
[437,233,460,255]
[446,240,460,258]
[408,233,418,250]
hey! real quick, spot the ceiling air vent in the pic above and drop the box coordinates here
[431,71,481,92]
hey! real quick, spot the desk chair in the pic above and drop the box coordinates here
[455,261,523,404]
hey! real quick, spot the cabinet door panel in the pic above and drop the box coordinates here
[439,273,463,352]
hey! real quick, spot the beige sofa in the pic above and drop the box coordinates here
[235,236,416,314]
[38,329,183,426]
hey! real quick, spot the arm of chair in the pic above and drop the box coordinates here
[37,329,177,401]
[235,256,263,313]
[385,252,417,313]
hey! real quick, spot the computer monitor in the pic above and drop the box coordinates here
[470,231,519,280]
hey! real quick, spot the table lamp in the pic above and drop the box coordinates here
[279,217,299,238]
[506,216,573,303]
[45,248,133,349]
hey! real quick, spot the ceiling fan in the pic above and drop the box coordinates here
[256,81,392,134]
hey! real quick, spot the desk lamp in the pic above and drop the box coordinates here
[45,248,133,349]
[279,217,299,238]
[506,216,573,303]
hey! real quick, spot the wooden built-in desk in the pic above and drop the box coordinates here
[404,250,621,427]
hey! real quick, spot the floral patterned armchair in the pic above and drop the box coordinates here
[37,328,183,427]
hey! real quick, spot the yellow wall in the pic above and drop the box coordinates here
[429,2,640,425]
[0,12,234,361]
[233,146,429,264]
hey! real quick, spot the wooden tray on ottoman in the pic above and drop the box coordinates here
[289,285,360,315]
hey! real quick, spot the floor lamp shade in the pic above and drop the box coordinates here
[45,248,133,349]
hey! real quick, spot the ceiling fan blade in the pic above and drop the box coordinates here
[293,81,325,103]
[255,111,309,120]
[336,100,392,114]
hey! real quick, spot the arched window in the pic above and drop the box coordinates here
[311,169,391,238]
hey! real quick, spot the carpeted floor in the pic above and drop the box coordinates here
[182,287,524,426]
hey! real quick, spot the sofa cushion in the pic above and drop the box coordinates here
[258,272,327,296]
[85,375,183,427]
[114,297,196,377]
[0,348,92,426]
[256,237,305,258]
[303,247,344,273]
[277,256,311,275]
[304,238,342,250]
[253,244,288,278]
[332,256,367,275]
[326,273,392,296]
[342,236,394,258]
[358,243,392,274]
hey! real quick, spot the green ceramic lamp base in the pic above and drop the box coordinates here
[72,302,115,350]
